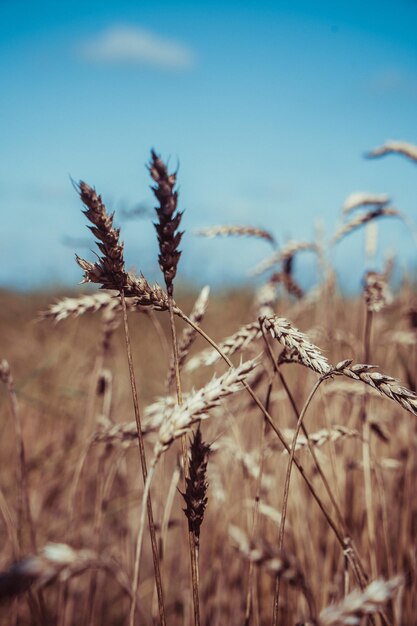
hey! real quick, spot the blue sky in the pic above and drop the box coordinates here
[1,0,417,292]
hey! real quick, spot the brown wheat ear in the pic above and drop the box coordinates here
[76,180,126,289]
[149,149,184,296]
[181,428,210,546]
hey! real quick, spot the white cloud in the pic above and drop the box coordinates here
[77,25,196,70]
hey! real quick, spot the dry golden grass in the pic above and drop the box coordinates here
[0,282,416,625]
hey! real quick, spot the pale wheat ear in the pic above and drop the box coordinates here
[263,315,331,375]
[342,191,390,215]
[185,321,262,373]
[0,543,131,601]
[366,140,417,164]
[333,361,417,416]
[38,291,150,322]
[249,240,317,276]
[229,525,316,620]
[363,270,392,313]
[319,576,404,626]
[331,207,401,244]
[195,224,276,245]
[153,358,258,460]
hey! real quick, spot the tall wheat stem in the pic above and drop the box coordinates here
[169,297,201,626]
[120,292,166,626]
[0,362,48,622]
[244,383,272,626]
[361,308,378,579]
[130,461,157,626]
[273,376,324,625]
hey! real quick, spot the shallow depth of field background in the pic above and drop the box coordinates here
[1,1,417,625]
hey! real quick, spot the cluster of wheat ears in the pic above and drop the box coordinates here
[1,141,417,625]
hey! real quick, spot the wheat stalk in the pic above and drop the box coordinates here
[270,270,304,299]
[332,207,400,243]
[342,192,390,215]
[40,291,149,322]
[181,428,210,547]
[229,525,316,618]
[90,394,187,447]
[75,180,177,314]
[154,358,258,460]
[249,241,317,276]
[363,271,392,313]
[253,281,278,317]
[131,359,257,624]
[76,259,177,312]
[195,225,275,245]
[166,286,210,387]
[279,425,360,453]
[77,180,126,286]
[74,178,167,624]
[185,322,262,372]
[0,361,38,553]
[0,543,131,600]
[334,359,417,416]
[149,150,183,297]
[366,140,417,164]
[229,525,304,583]
[319,576,403,625]
[263,315,331,375]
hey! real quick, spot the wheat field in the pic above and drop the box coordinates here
[0,145,416,625]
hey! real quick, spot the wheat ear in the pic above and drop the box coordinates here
[185,321,262,372]
[249,240,317,276]
[154,358,258,459]
[366,139,417,164]
[75,180,177,313]
[40,291,149,322]
[195,224,275,245]
[332,207,400,243]
[319,576,403,625]
[334,359,417,416]
[263,315,330,375]
[181,428,210,548]
[0,543,131,601]
[342,191,390,215]
[279,425,360,453]
[229,525,316,620]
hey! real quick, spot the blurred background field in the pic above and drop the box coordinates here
[1,278,417,623]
